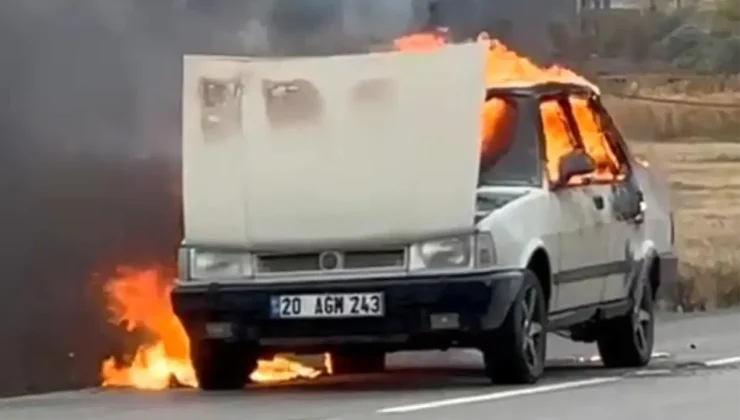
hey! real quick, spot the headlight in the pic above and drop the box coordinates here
[409,232,497,271]
[410,235,472,270]
[187,249,253,280]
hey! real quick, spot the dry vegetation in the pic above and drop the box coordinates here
[601,74,740,142]
[631,141,740,311]
[606,96,739,142]
[605,88,740,311]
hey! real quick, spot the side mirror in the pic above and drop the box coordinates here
[555,149,595,188]
[613,182,646,224]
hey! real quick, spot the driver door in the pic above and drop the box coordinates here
[551,186,611,311]
[540,98,611,312]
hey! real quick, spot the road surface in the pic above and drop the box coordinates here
[2,309,739,420]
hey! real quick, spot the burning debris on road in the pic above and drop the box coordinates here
[99,268,331,390]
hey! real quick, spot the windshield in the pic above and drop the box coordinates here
[478,95,542,187]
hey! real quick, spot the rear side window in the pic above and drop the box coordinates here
[568,96,625,181]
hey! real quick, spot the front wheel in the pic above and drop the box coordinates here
[482,270,547,384]
[191,340,258,391]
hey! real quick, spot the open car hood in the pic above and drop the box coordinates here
[182,44,487,248]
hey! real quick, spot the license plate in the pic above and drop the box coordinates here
[270,293,384,319]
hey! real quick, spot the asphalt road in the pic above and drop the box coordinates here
[2,309,739,420]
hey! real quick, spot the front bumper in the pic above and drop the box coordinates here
[172,269,526,352]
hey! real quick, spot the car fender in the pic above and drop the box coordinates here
[517,238,549,269]
[477,187,557,270]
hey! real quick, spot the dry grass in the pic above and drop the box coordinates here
[628,140,740,311]
[603,95,740,142]
[599,74,740,142]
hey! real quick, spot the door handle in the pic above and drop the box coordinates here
[593,195,604,210]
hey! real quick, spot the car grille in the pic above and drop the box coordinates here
[256,249,406,274]
[257,253,321,273]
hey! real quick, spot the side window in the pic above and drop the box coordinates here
[568,96,626,182]
[591,98,633,162]
[539,99,578,185]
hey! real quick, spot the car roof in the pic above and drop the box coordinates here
[485,81,598,100]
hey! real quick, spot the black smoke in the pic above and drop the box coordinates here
[0,0,574,396]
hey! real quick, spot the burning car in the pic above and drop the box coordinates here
[172,38,677,390]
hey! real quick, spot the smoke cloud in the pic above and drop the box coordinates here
[0,0,428,397]
[0,0,573,396]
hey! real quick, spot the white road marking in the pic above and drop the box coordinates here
[634,369,672,376]
[586,351,671,364]
[377,377,621,414]
[704,355,740,367]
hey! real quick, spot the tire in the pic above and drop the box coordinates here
[482,270,547,385]
[191,340,258,391]
[330,351,386,375]
[596,276,655,368]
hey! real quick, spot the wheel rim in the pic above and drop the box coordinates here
[633,284,653,354]
[521,286,543,372]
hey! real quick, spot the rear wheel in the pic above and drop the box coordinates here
[482,270,547,384]
[596,277,654,368]
[330,351,386,375]
[192,340,258,391]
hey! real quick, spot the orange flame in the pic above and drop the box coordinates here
[392,31,597,91]
[102,341,197,390]
[99,268,329,389]
[249,354,329,383]
[479,38,597,92]
[100,268,197,390]
[393,30,620,185]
